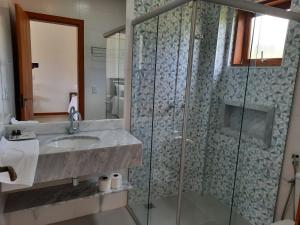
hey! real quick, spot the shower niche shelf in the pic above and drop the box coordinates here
[221,101,274,147]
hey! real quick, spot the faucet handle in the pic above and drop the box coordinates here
[0,166,17,181]
[69,106,75,119]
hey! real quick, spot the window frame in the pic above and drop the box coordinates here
[231,0,291,67]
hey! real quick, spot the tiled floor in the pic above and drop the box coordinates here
[129,192,252,225]
[50,192,252,225]
[51,207,136,225]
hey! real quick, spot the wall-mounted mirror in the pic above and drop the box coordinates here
[0,0,126,124]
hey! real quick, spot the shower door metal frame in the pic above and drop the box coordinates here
[128,1,300,225]
[131,0,300,26]
[175,1,197,225]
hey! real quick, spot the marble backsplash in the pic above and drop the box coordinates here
[4,119,124,136]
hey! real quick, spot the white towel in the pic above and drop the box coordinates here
[10,117,39,125]
[0,137,39,186]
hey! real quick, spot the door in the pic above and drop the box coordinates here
[15,4,33,120]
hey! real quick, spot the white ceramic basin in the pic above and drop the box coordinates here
[47,136,100,148]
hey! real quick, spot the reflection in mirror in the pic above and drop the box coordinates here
[0,0,126,124]
[30,20,80,123]
[105,30,126,119]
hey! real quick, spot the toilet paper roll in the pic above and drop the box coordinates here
[111,173,122,190]
[98,176,111,192]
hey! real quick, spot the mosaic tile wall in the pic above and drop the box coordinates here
[129,1,300,225]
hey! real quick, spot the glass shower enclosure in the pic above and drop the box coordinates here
[128,1,300,225]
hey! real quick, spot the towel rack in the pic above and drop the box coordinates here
[0,166,17,181]
[91,47,106,58]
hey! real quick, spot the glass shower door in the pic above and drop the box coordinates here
[231,11,300,225]
[128,2,193,225]
[180,1,254,225]
[128,17,159,225]
[180,2,300,225]
[129,1,252,225]
[147,4,193,225]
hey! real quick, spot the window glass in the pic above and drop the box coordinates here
[249,15,289,59]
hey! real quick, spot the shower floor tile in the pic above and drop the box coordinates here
[129,192,252,225]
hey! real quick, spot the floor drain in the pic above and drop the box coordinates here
[144,203,155,209]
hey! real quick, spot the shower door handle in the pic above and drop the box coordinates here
[174,136,194,144]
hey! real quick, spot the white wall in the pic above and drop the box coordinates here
[0,0,15,124]
[10,0,126,120]
[30,21,77,113]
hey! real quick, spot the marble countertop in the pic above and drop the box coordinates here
[1,120,143,187]
[33,128,142,183]
[38,129,142,155]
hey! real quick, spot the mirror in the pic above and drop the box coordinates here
[0,0,126,124]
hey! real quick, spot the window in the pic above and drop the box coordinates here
[231,0,291,66]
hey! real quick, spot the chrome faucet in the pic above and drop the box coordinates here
[68,107,82,134]
[0,166,17,181]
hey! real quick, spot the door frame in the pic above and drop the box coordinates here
[19,11,85,119]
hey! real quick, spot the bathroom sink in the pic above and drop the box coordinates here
[47,136,100,148]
